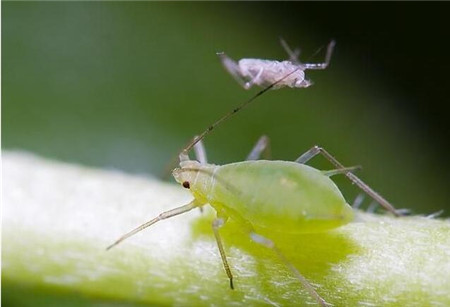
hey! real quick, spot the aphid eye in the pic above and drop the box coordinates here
[182,181,190,189]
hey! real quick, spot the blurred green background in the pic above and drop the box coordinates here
[3,2,449,215]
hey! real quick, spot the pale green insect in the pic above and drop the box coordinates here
[174,159,354,234]
[107,65,401,306]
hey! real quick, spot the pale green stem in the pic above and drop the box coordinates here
[3,151,450,306]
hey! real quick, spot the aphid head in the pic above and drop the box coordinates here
[294,78,313,88]
[172,160,202,189]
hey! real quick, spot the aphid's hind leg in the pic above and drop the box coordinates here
[217,52,248,89]
[280,38,301,63]
[295,145,401,216]
[193,136,208,164]
[302,40,336,70]
[212,217,234,289]
[353,193,411,215]
[322,165,361,177]
[246,135,271,160]
[250,232,330,307]
[220,206,328,305]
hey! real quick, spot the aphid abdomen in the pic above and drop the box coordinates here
[209,160,354,233]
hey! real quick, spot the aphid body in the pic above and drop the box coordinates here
[218,39,336,89]
[234,59,311,89]
[174,159,354,234]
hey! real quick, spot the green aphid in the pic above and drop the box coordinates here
[107,62,400,306]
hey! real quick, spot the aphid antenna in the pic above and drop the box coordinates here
[179,67,302,161]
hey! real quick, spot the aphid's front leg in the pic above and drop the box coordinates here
[217,52,248,89]
[106,199,201,250]
[212,216,234,289]
[249,232,330,307]
[295,145,400,216]
[302,40,336,70]
[246,135,271,160]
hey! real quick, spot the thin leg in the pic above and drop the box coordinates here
[244,67,264,89]
[250,232,330,307]
[426,210,444,219]
[217,52,248,88]
[246,135,271,160]
[352,193,366,210]
[367,201,378,213]
[106,199,201,250]
[295,145,400,216]
[212,217,234,289]
[193,137,208,164]
[302,40,336,70]
[215,205,328,305]
[322,165,361,177]
[280,38,301,63]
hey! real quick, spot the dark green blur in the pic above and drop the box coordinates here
[3,4,448,223]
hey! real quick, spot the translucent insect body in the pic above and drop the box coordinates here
[218,39,336,89]
[107,41,401,306]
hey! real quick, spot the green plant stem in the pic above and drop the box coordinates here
[3,151,450,306]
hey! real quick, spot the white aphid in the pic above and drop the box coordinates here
[218,39,336,89]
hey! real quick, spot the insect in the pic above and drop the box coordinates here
[107,53,401,306]
[217,39,336,89]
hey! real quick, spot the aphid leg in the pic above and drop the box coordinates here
[426,210,444,219]
[250,232,330,307]
[295,145,401,216]
[395,208,412,216]
[246,135,271,160]
[244,67,264,90]
[302,40,336,70]
[351,193,366,210]
[367,201,379,213]
[322,165,361,177]
[106,199,201,250]
[280,38,301,63]
[193,136,208,164]
[217,52,263,89]
[212,217,234,289]
[217,52,248,89]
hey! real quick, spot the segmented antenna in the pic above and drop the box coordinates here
[180,67,302,159]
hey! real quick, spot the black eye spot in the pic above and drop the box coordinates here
[182,181,190,189]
